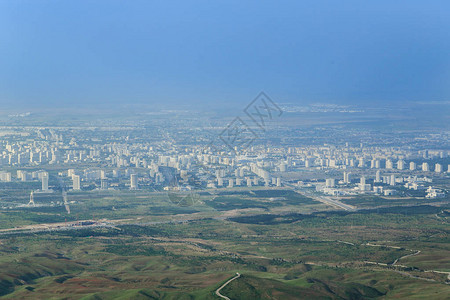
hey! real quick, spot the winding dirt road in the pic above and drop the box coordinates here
[215,273,241,300]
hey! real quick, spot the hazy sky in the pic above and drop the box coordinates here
[0,1,449,109]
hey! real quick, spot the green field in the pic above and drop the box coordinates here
[0,188,449,299]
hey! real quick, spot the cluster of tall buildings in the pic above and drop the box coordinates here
[0,126,447,196]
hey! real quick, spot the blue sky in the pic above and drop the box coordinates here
[0,0,449,109]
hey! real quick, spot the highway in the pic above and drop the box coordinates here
[284,182,356,211]
[312,194,356,211]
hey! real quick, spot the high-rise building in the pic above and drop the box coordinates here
[397,160,405,170]
[130,174,138,189]
[343,172,351,184]
[390,174,396,186]
[359,176,370,191]
[358,158,365,168]
[435,163,442,173]
[41,173,49,191]
[373,186,383,194]
[68,169,75,177]
[422,162,429,172]
[29,191,35,206]
[325,178,335,187]
[375,160,381,169]
[228,178,234,188]
[305,159,312,168]
[17,170,31,181]
[73,175,81,190]
[329,160,337,168]
[0,172,12,182]
[385,160,393,169]
[101,179,108,190]
[410,162,416,171]
[375,170,381,183]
